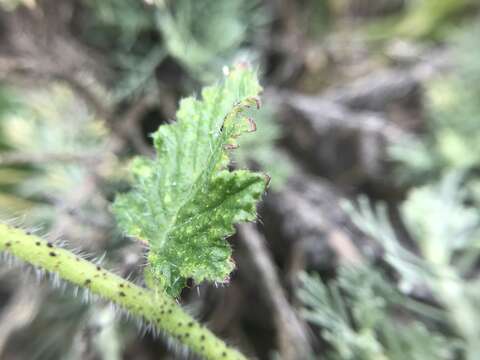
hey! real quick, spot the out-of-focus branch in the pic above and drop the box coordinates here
[115,95,157,157]
[237,223,311,360]
[262,174,378,277]
[271,91,406,188]
[283,93,407,142]
[323,48,451,111]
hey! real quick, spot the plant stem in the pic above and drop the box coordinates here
[0,223,247,360]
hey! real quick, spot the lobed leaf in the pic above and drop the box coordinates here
[113,66,267,296]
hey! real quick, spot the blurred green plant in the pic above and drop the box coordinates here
[83,0,268,99]
[0,0,35,11]
[339,172,480,359]
[0,83,119,360]
[0,84,106,223]
[368,0,478,40]
[299,266,456,360]
[394,0,476,39]
[0,87,31,215]
[390,22,480,183]
[155,0,268,82]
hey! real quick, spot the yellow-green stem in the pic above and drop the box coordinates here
[0,223,247,360]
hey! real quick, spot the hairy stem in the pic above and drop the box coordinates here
[0,223,247,360]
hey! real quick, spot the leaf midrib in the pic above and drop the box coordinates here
[154,101,235,252]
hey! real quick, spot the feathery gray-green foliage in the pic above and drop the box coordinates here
[299,266,455,360]
[339,172,480,359]
[300,22,480,360]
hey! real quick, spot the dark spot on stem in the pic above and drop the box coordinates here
[47,242,53,248]
[49,252,57,257]
[35,242,41,246]
[96,265,101,271]
[188,322,194,327]
[119,291,126,297]
[200,335,205,341]
[5,242,11,247]
[84,279,91,286]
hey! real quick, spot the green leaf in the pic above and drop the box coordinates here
[113,66,267,296]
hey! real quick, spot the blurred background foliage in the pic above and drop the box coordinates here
[1,0,480,359]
